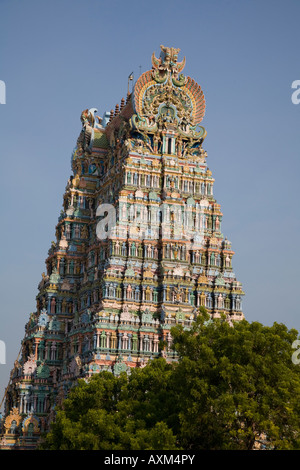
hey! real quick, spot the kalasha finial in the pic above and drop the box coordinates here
[109,109,114,122]
[114,104,119,116]
[120,97,125,111]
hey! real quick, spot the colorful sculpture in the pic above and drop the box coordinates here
[0,46,244,449]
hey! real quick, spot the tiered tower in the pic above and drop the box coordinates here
[0,46,244,449]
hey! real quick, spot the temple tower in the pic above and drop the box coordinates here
[0,46,244,449]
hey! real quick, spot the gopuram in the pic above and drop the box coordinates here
[0,46,245,449]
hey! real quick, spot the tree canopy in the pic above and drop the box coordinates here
[40,310,300,450]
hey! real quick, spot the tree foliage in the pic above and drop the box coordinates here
[40,310,300,450]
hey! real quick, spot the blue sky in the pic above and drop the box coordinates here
[0,0,299,406]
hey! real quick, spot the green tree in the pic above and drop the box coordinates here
[40,310,300,450]
[170,309,300,449]
[40,359,177,450]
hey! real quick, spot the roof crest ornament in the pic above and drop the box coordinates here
[131,45,206,136]
[151,45,187,86]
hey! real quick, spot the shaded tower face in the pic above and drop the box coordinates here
[0,45,244,449]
